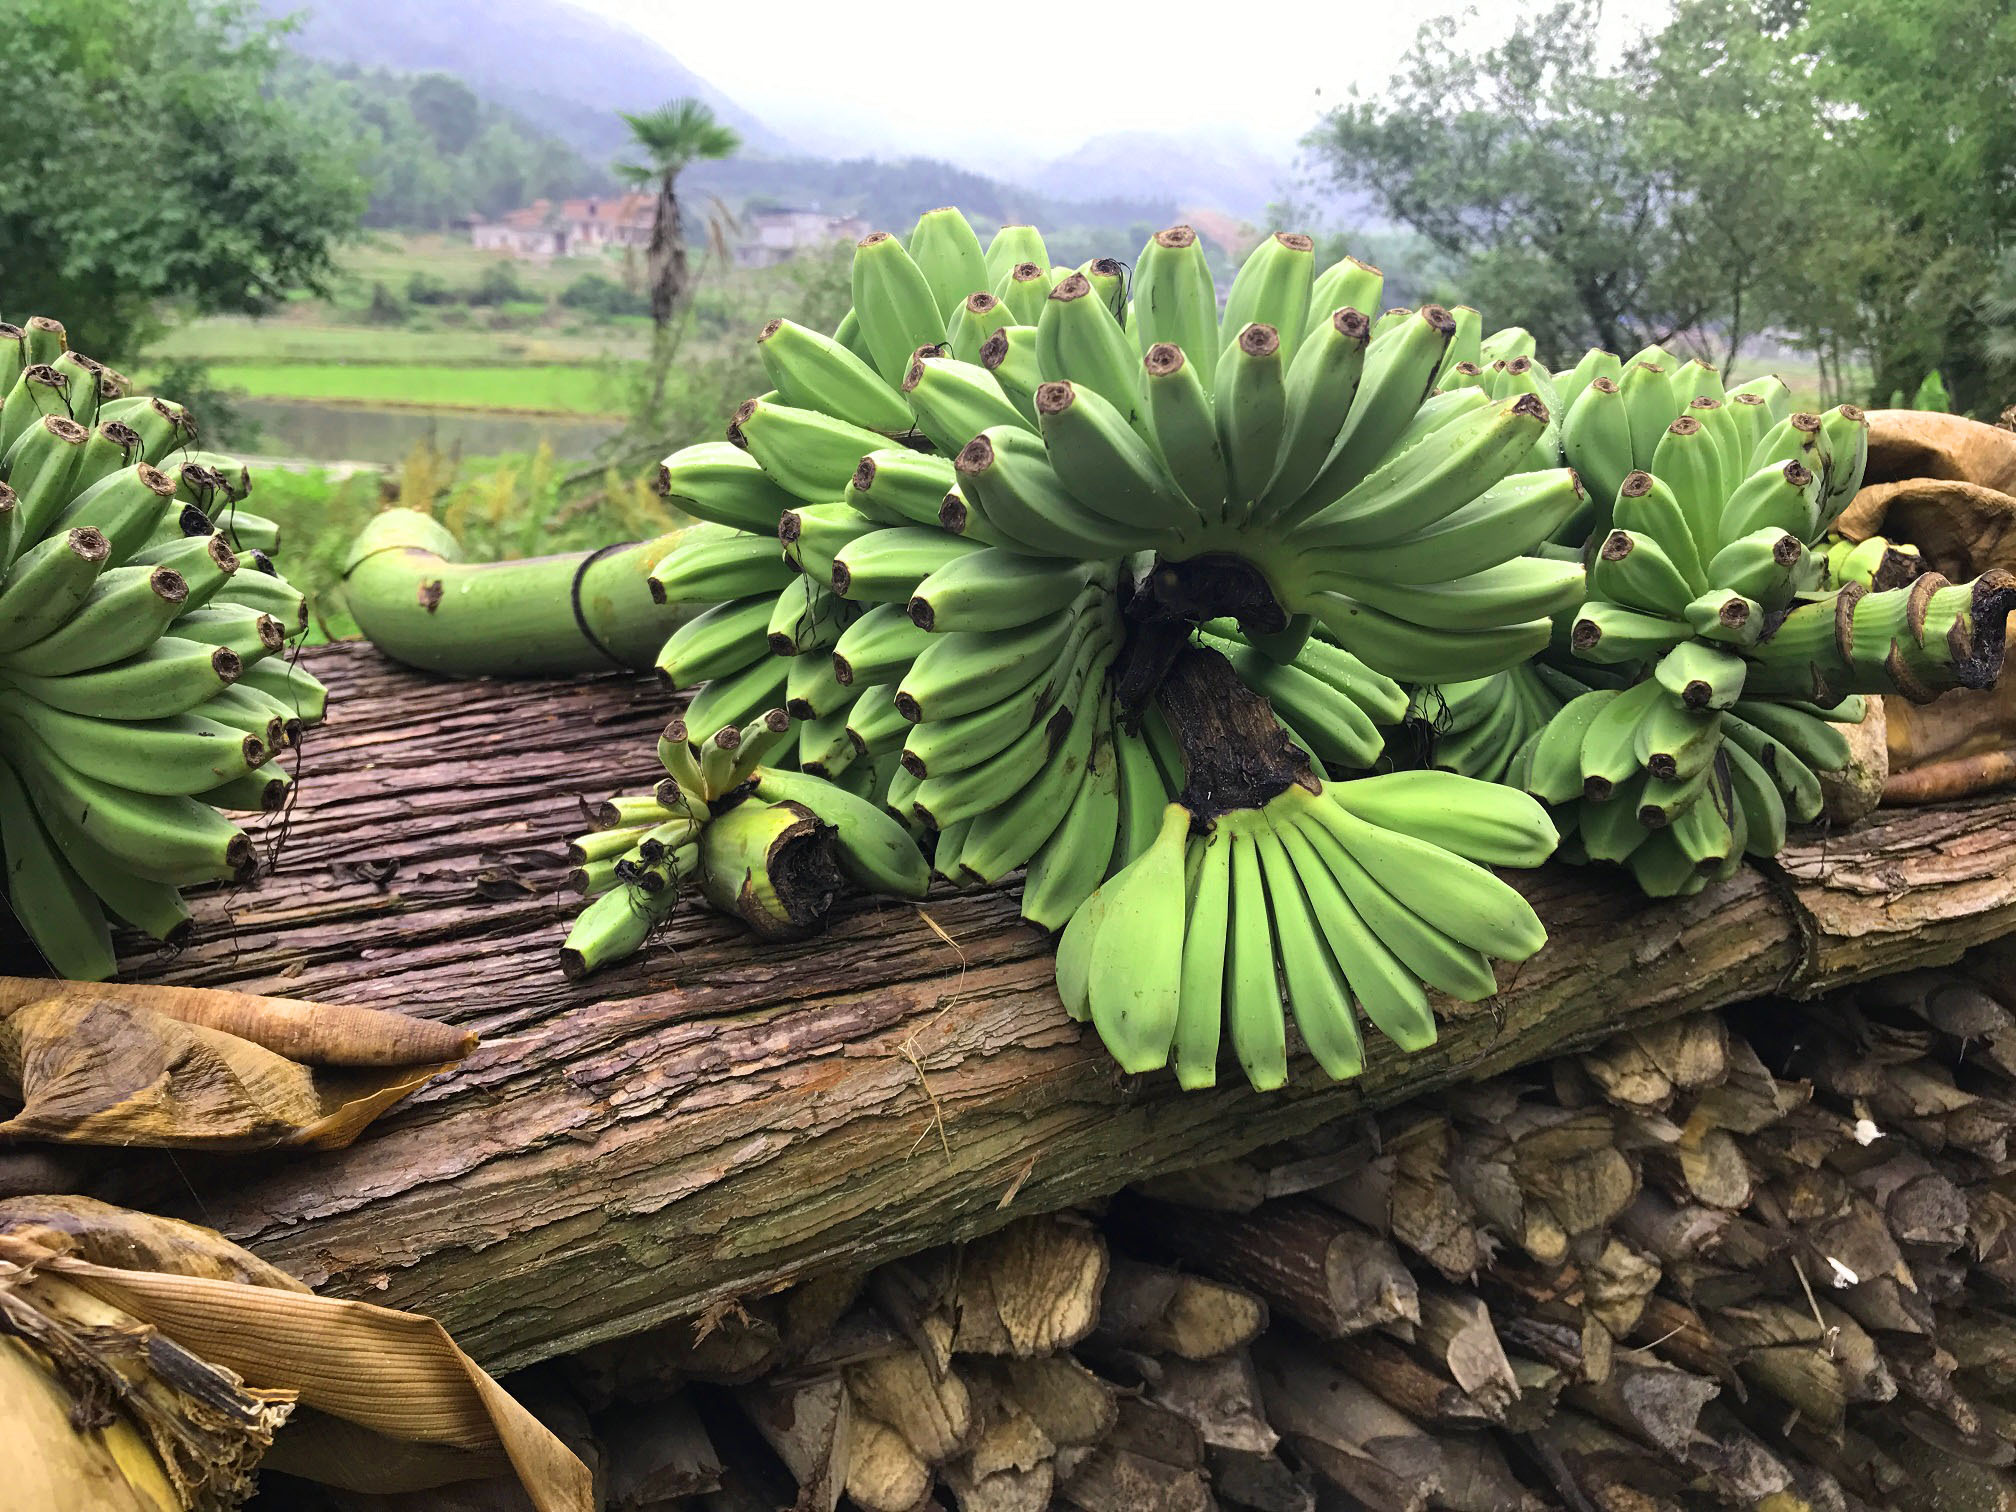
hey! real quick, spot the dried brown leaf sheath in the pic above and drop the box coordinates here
[0,997,452,1150]
[0,978,476,1067]
[1,1227,592,1510]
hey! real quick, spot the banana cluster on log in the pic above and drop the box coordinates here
[277,942,2016,1512]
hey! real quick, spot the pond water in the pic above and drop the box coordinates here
[236,399,620,465]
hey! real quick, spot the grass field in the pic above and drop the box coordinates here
[164,318,651,367]
[188,362,622,415]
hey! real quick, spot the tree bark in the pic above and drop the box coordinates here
[647,174,687,329]
[86,643,2016,1375]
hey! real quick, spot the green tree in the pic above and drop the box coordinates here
[407,73,482,156]
[1800,0,2016,413]
[616,99,741,328]
[0,0,365,360]
[1303,0,1828,375]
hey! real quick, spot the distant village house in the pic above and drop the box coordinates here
[466,198,868,265]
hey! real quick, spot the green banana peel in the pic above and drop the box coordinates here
[340,508,692,677]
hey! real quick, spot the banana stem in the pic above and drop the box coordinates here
[1744,571,2016,706]
[340,508,690,677]
[695,797,841,939]
[1154,642,1319,819]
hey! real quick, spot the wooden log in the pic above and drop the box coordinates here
[950,1213,1107,1358]
[1091,1257,1269,1361]
[90,642,2016,1375]
[599,1391,722,1508]
[1117,1197,1418,1339]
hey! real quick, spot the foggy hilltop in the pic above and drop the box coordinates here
[259,0,1373,227]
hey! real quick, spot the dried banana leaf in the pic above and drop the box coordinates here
[3,1229,591,1510]
[0,1194,308,1291]
[0,997,453,1150]
[0,978,476,1068]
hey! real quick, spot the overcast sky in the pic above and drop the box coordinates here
[571,0,1678,170]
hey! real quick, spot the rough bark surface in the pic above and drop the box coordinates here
[83,643,2016,1374]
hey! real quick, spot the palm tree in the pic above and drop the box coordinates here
[616,99,740,328]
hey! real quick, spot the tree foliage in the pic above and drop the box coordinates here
[1308,0,2016,412]
[296,63,599,230]
[0,0,366,359]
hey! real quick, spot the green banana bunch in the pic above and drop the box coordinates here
[1057,775,1553,1091]
[558,705,929,977]
[1514,360,2016,895]
[0,313,318,980]
[557,211,1579,1091]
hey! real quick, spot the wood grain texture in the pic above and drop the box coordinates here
[98,643,2016,1375]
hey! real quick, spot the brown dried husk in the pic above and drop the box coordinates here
[0,994,456,1150]
[1834,417,2016,802]
[0,979,476,1068]
[0,1207,592,1511]
[0,1246,292,1512]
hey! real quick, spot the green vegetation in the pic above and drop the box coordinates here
[246,444,672,643]
[1,0,364,359]
[1309,0,2016,413]
[287,64,601,228]
[187,363,617,415]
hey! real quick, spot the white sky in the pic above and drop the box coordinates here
[570,0,1678,170]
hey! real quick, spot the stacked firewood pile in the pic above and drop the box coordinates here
[283,941,2016,1512]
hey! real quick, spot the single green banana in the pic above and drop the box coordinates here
[1219,232,1315,373]
[1588,529,1697,618]
[1131,225,1221,375]
[657,442,804,535]
[830,525,985,605]
[851,230,946,387]
[909,550,1097,633]
[757,318,912,434]
[1223,821,1288,1090]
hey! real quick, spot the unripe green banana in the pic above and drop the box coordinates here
[1307,255,1383,341]
[830,524,983,604]
[1718,457,1821,543]
[1219,232,1315,373]
[1648,414,1726,556]
[895,595,1087,722]
[952,428,1141,560]
[1617,361,1678,470]
[1588,528,1696,618]
[1306,471,1583,597]
[656,442,803,535]
[993,263,1052,327]
[649,526,793,605]
[909,549,1098,633]
[1215,324,1289,515]
[984,224,1051,290]
[1561,376,1635,528]
[843,681,909,757]
[1685,588,1764,646]
[1263,307,1373,513]
[0,526,109,652]
[757,317,912,434]
[901,351,1029,453]
[907,207,990,321]
[1132,225,1221,375]
[1284,305,1458,526]
[851,230,946,386]
[1655,640,1748,710]
[1706,528,1811,609]
[728,395,893,506]
[1037,272,1151,433]
[655,595,776,686]
[1569,598,1691,666]
[1035,379,1186,539]
[1322,554,1586,632]
[2,562,192,677]
[947,290,1015,365]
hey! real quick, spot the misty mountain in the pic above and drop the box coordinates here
[258,0,1300,231]
[1028,131,1296,223]
[260,0,784,159]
